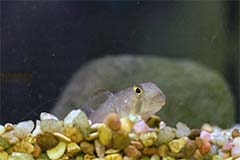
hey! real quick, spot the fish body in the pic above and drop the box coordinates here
[84,82,165,123]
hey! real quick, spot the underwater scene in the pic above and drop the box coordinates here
[1,1,239,160]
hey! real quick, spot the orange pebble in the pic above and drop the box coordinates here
[33,143,42,158]
[199,141,211,155]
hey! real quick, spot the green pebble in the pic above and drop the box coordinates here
[141,156,150,160]
[0,136,10,149]
[112,130,130,150]
[212,155,223,160]
[37,153,50,160]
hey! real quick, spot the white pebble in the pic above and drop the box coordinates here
[233,137,240,146]
[176,122,190,138]
[231,146,240,158]
[40,112,59,120]
[0,125,5,135]
[14,120,34,139]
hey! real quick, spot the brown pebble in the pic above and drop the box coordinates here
[36,133,58,151]
[232,128,240,138]
[80,141,94,154]
[194,149,203,160]
[130,141,144,150]
[0,146,4,152]
[189,129,201,140]
[104,113,121,131]
[143,147,158,156]
[184,140,197,158]
[195,137,203,149]
[124,145,142,158]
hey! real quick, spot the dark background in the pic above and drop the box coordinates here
[0,1,239,124]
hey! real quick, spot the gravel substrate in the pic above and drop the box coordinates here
[0,109,239,160]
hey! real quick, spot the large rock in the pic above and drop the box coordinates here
[52,55,235,128]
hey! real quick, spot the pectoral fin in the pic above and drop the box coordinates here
[80,88,114,115]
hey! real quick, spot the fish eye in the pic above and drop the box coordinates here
[133,85,143,96]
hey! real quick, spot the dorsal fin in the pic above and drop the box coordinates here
[80,88,114,115]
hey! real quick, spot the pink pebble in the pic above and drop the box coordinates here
[133,120,150,134]
[200,130,211,142]
[222,142,233,152]
[231,146,240,158]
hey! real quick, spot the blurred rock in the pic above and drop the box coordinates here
[52,55,235,128]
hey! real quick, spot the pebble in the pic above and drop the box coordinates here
[133,120,150,134]
[112,130,130,150]
[200,130,211,142]
[36,133,58,151]
[124,145,142,158]
[9,152,34,160]
[176,122,191,138]
[0,151,8,160]
[231,146,240,158]
[130,141,144,150]
[218,149,230,159]
[150,154,160,160]
[46,142,66,160]
[104,153,123,160]
[212,155,223,160]
[14,141,35,154]
[199,140,211,155]
[140,132,158,147]
[80,141,94,154]
[104,113,121,131]
[0,125,5,135]
[168,138,187,153]
[64,126,84,143]
[233,137,240,146]
[40,119,64,133]
[98,124,112,145]
[162,156,176,160]
[201,123,213,132]
[193,149,203,160]
[142,147,158,156]
[183,140,197,158]
[158,144,169,157]
[40,112,59,120]
[232,128,240,138]
[95,139,105,158]
[120,117,134,133]
[222,142,233,152]
[14,121,34,139]
[66,142,81,157]
[63,109,90,137]
[128,114,142,123]
[188,129,201,140]
[212,133,228,147]
[146,115,161,128]
[157,127,176,144]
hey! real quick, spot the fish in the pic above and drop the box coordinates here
[82,82,166,123]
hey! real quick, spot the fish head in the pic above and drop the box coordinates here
[133,82,166,120]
